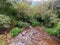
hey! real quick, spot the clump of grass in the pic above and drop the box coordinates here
[10,27,23,37]
[0,39,6,45]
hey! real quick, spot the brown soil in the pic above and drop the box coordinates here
[0,26,60,45]
[8,26,60,45]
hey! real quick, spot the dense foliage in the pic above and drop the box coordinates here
[0,14,11,28]
[10,27,23,37]
[43,22,60,37]
[0,0,60,38]
[16,21,29,28]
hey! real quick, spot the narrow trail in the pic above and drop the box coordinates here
[9,26,60,45]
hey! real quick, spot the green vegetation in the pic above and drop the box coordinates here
[0,39,6,45]
[16,21,29,28]
[31,20,40,26]
[43,22,60,37]
[0,0,60,40]
[0,14,11,29]
[10,27,23,37]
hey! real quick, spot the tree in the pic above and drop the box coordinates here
[17,3,31,22]
[21,0,32,5]
[0,0,17,16]
[49,0,60,18]
[31,3,58,27]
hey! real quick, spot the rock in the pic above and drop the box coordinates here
[9,26,59,45]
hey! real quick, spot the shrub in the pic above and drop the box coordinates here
[16,21,30,28]
[30,20,40,26]
[32,5,58,27]
[10,27,23,37]
[17,3,31,21]
[0,14,11,29]
[42,22,60,37]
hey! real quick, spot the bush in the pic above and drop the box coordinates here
[17,3,31,21]
[32,5,58,27]
[30,20,40,26]
[10,27,23,37]
[42,22,60,37]
[0,14,11,29]
[16,21,30,28]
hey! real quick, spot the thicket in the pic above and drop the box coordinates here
[0,0,60,37]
